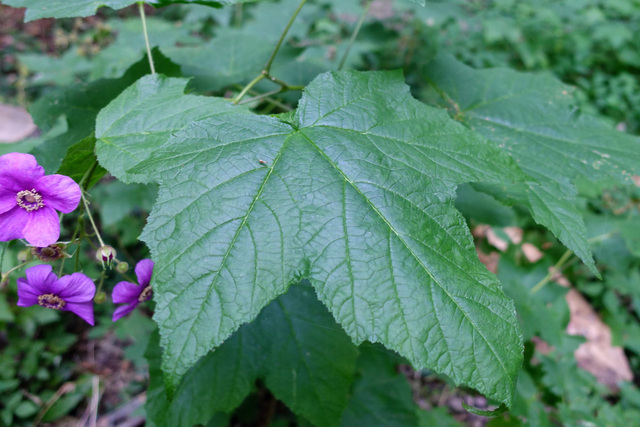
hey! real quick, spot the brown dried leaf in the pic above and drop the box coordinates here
[504,227,523,245]
[522,243,543,263]
[565,289,633,390]
[472,224,489,238]
[476,249,499,274]
[486,228,509,252]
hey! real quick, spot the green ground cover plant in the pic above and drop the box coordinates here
[1,0,640,425]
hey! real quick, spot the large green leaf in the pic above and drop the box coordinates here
[423,55,640,274]
[95,74,249,183]
[99,70,525,405]
[145,283,358,427]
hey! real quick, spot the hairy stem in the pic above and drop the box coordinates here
[81,193,105,248]
[138,2,156,75]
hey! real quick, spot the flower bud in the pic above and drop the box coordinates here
[94,291,107,304]
[116,261,129,274]
[18,249,33,264]
[96,245,116,269]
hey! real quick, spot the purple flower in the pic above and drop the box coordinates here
[112,259,154,322]
[0,153,81,247]
[17,264,96,325]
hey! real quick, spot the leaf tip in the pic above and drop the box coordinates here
[461,402,509,418]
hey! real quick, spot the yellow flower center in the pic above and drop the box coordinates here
[38,294,66,310]
[138,286,153,302]
[16,189,44,212]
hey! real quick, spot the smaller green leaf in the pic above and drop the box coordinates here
[57,136,106,190]
[424,54,640,275]
[146,283,358,427]
[18,50,91,86]
[340,344,418,426]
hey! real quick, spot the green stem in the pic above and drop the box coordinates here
[116,267,136,284]
[138,2,156,75]
[81,193,105,248]
[59,221,82,276]
[264,0,307,74]
[338,0,371,71]
[238,87,285,105]
[233,73,266,105]
[530,249,573,295]
[530,231,614,294]
[233,0,307,105]
[2,260,36,278]
[0,243,6,273]
[265,75,304,90]
[233,85,293,111]
[238,85,301,108]
[234,3,243,27]
[79,160,99,190]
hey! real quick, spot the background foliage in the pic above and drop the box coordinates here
[1,0,640,425]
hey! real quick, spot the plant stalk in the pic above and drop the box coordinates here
[338,0,372,70]
[264,0,307,74]
[233,0,307,104]
[139,2,156,75]
[81,193,105,248]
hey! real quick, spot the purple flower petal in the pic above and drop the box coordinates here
[23,207,60,247]
[135,259,154,287]
[0,190,16,214]
[64,301,94,325]
[56,273,96,303]
[16,277,39,307]
[112,302,139,322]
[0,207,27,241]
[24,264,58,293]
[112,281,143,304]
[36,174,81,214]
[0,153,43,192]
